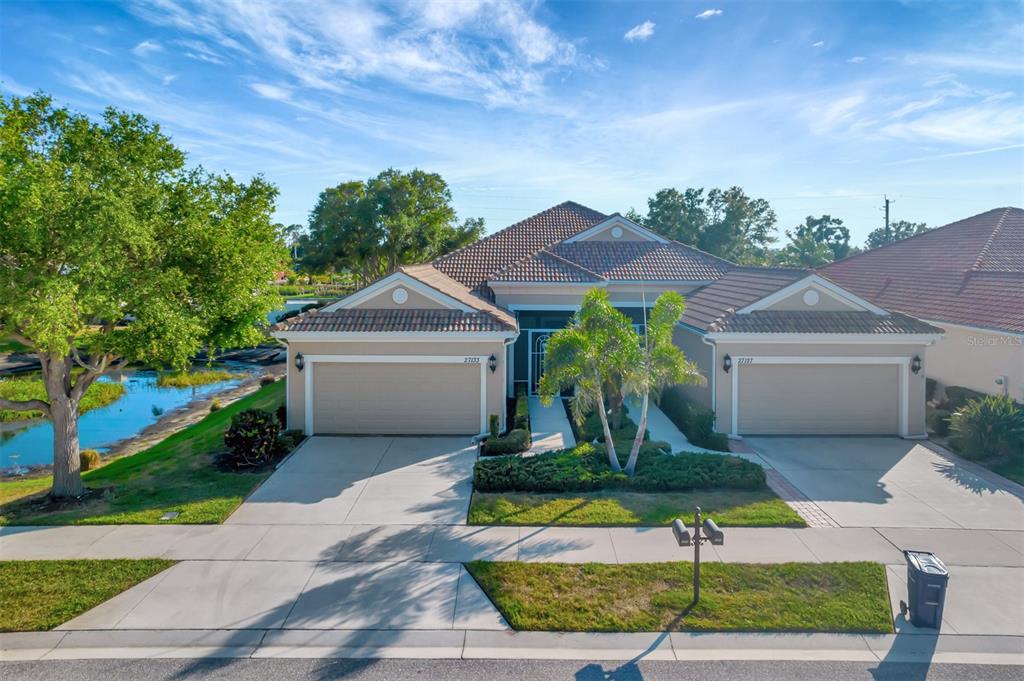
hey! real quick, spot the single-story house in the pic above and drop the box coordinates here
[274,201,943,439]
[822,207,1023,401]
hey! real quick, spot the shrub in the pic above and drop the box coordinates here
[925,377,937,403]
[260,376,276,387]
[943,385,987,411]
[659,388,730,452]
[514,394,530,430]
[276,405,287,429]
[473,442,764,493]
[926,407,951,436]
[224,408,281,467]
[79,449,101,471]
[949,396,1024,462]
[210,398,223,412]
[489,413,500,440]
[275,428,306,455]
[483,428,531,456]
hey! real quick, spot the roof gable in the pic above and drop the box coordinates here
[563,214,668,244]
[738,274,888,315]
[323,271,473,313]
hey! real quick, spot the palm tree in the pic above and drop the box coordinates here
[539,289,640,473]
[623,291,703,476]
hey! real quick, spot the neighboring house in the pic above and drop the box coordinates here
[822,207,1023,401]
[274,202,943,439]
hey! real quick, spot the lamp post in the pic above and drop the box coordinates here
[671,506,725,605]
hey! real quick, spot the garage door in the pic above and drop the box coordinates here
[312,362,481,435]
[737,363,900,435]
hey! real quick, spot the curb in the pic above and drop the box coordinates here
[2,629,1022,665]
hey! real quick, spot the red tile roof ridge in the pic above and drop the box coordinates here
[536,248,608,280]
[969,207,1013,273]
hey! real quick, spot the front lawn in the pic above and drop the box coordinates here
[0,376,125,422]
[469,490,805,527]
[466,561,892,633]
[0,381,286,525]
[0,559,175,631]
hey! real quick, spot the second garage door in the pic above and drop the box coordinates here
[312,361,481,435]
[737,363,900,435]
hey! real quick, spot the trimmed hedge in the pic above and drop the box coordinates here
[926,407,951,436]
[483,392,531,455]
[943,385,987,411]
[474,442,766,493]
[950,395,1024,462]
[659,387,730,452]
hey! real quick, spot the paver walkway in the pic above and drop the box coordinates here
[526,397,575,454]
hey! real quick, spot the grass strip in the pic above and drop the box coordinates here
[466,560,892,633]
[468,490,806,527]
[0,559,175,631]
[0,379,124,422]
[155,369,236,388]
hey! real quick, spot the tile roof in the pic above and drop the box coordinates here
[546,241,732,282]
[433,201,608,293]
[491,249,604,283]
[281,309,512,333]
[679,267,809,331]
[399,263,517,328]
[821,207,1024,333]
[711,310,942,335]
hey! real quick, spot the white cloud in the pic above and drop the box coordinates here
[695,9,722,20]
[162,74,178,86]
[624,21,655,42]
[812,41,825,48]
[848,56,865,63]
[905,52,1024,74]
[803,93,866,134]
[250,82,293,102]
[132,39,162,56]
[880,102,1024,145]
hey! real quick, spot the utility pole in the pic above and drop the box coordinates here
[883,195,892,243]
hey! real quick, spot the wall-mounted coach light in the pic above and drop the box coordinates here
[911,355,922,374]
[295,352,305,372]
[722,354,732,373]
[488,354,498,373]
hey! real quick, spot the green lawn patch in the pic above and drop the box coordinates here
[0,559,175,631]
[468,490,805,527]
[466,561,892,633]
[0,381,286,525]
[0,377,124,422]
[155,369,235,388]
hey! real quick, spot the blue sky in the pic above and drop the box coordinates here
[2,1,1022,246]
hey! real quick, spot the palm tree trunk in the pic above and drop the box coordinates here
[594,372,621,473]
[624,391,649,475]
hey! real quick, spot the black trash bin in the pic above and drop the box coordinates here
[900,550,949,629]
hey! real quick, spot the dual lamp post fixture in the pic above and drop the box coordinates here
[671,506,725,605]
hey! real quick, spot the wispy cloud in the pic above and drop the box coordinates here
[905,52,1024,74]
[132,39,162,56]
[695,9,722,20]
[847,56,865,63]
[162,74,178,86]
[880,102,1024,145]
[250,82,292,102]
[886,143,1024,166]
[812,40,825,48]
[624,21,655,42]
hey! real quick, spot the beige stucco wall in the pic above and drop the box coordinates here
[710,340,931,437]
[924,323,1024,400]
[671,326,713,408]
[284,339,508,434]
[349,286,446,310]
[766,287,860,311]
[494,283,704,309]
[578,225,648,242]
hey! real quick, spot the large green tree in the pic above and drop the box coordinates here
[538,289,640,473]
[300,168,484,284]
[0,94,285,498]
[777,215,852,267]
[627,186,777,262]
[865,220,929,249]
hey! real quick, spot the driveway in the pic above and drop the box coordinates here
[747,437,1024,530]
[226,436,477,526]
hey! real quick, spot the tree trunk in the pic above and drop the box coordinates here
[50,395,84,498]
[624,391,649,476]
[608,388,624,430]
[594,372,621,473]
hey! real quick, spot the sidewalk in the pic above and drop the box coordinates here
[3,628,1021,665]
[526,396,575,454]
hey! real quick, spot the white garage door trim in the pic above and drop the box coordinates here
[301,354,489,436]
[730,356,910,438]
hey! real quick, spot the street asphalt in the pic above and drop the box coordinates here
[2,657,1019,681]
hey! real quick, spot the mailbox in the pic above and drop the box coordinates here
[672,518,691,546]
[702,518,724,545]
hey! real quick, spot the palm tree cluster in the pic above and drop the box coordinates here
[538,289,703,476]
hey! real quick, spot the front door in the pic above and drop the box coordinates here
[529,332,551,395]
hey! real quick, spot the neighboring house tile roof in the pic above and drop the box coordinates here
[679,267,809,331]
[399,264,517,329]
[710,310,942,335]
[546,241,732,282]
[433,201,608,293]
[281,309,512,333]
[821,207,1024,333]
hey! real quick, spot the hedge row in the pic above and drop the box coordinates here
[659,387,730,452]
[473,442,765,493]
[483,392,532,456]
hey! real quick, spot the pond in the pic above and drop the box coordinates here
[0,365,255,471]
